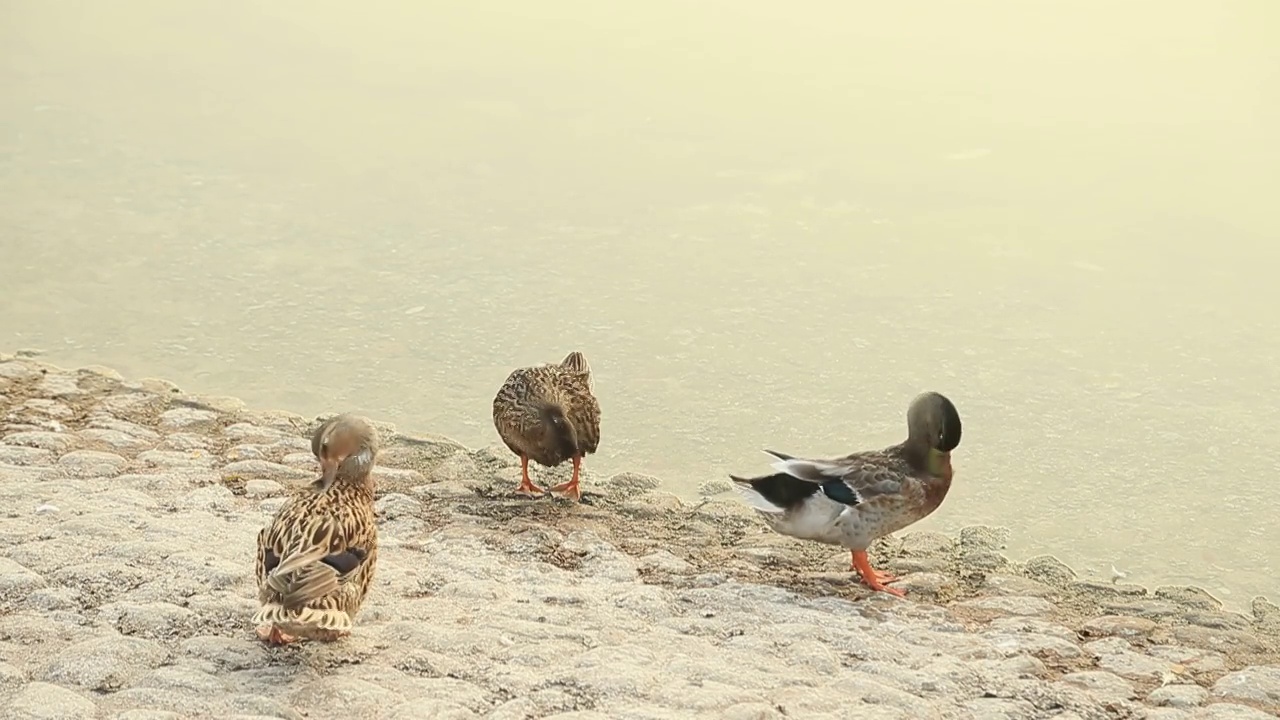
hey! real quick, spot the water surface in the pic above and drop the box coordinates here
[2,1,1278,605]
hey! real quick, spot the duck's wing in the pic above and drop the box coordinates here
[762,449,910,508]
[260,511,373,610]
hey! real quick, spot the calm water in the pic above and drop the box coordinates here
[2,1,1278,605]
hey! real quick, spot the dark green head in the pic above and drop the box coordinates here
[906,391,962,452]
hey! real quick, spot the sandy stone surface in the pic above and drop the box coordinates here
[1,353,1279,719]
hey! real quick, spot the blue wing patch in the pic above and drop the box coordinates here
[820,480,861,507]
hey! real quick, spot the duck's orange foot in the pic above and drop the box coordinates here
[515,479,546,497]
[255,625,298,645]
[547,478,581,502]
[549,455,584,502]
[850,550,906,597]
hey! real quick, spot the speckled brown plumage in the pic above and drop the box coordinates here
[252,414,380,644]
[730,392,962,597]
[493,351,601,501]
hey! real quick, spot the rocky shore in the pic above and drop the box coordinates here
[0,352,1277,720]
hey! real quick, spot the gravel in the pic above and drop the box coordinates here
[0,354,1278,720]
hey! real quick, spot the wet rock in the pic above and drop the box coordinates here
[5,680,98,719]
[1060,670,1135,703]
[1194,704,1279,719]
[22,398,75,419]
[986,616,1076,640]
[58,450,129,478]
[0,444,55,466]
[1085,637,1176,681]
[1252,597,1280,629]
[243,479,284,497]
[157,433,211,452]
[983,574,1054,597]
[896,530,954,557]
[225,444,268,461]
[1183,610,1252,631]
[620,491,684,517]
[221,459,313,482]
[287,676,399,716]
[1079,614,1157,639]
[605,471,662,498]
[79,428,152,452]
[959,697,1038,719]
[0,360,42,380]
[0,557,47,606]
[375,467,428,486]
[375,492,423,519]
[1149,684,1209,708]
[698,478,734,496]
[1210,665,1280,711]
[38,372,84,398]
[1155,585,1223,611]
[0,661,24,692]
[637,550,693,574]
[1022,555,1077,586]
[176,485,235,512]
[95,392,164,418]
[42,635,170,691]
[1168,625,1272,655]
[99,601,197,639]
[136,449,218,469]
[957,596,1056,616]
[891,572,954,596]
[1100,598,1184,619]
[1072,580,1149,597]
[85,415,160,440]
[158,408,219,433]
[4,430,77,453]
[981,632,1083,660]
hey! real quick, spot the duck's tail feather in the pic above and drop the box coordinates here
[731,472,823,511]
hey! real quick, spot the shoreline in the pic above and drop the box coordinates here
[0,352,1277,719]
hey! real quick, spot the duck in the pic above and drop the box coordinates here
[252,414,380,644]
[493,351,601,501]
[730,391,961,597]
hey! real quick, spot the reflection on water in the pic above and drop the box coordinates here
[2,1,1278,605]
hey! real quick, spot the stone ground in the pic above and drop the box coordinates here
[1,353,1278,720]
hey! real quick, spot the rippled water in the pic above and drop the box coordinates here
[2,0,1277,606]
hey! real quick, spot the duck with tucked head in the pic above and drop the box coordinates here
[252,414,380,644]
[730,392,962,597]
[493,351,601,501]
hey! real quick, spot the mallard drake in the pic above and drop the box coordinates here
[493,351,601,501]
[252,414,380,644]
[731,392,961,597]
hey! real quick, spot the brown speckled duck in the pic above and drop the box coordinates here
[493,351,601,501]
[730,392,961,597]
[252,414,380,644]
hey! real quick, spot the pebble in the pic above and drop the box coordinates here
[0,360,1274,720]
[221,459,314,482]
[957,595,1057,616]
[1080,614,1157,638]
[1148,683,1209,708]
[79,427,153,452]
[243,479,284,497]
[58,449,129,478]
[1060,670,1135,703]
[1211,665,1280,711]
[158,408,220,433]
[4,430,77,453]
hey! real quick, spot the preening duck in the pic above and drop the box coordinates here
[731,391,962,597]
